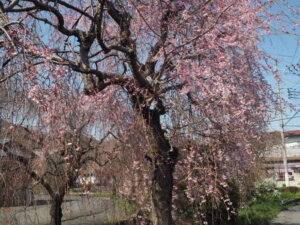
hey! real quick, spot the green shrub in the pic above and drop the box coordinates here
[231,184,300,225]
[253,180,280,201]
[280,186,299,194]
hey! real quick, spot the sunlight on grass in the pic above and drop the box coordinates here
[234,188,300,225]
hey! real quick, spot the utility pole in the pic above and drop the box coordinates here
[276,77,290,187]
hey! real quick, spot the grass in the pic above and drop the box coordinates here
[233,189,300,225]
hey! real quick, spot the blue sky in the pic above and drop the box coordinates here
[261,0,300,132]
[261,33,300,131]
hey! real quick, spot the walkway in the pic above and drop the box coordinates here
[272,204,300,225]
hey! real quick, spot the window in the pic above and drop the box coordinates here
[277,172,294,181]
[292,167,300,173]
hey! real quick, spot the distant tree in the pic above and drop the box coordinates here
[0,85,113,225]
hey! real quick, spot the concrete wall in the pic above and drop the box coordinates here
[0,196,128,225]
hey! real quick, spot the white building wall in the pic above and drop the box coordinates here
[266,134,300,187]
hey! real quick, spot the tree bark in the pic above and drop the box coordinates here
[142,109,178,225]
[49,194,64,225]
[151,155,175,225]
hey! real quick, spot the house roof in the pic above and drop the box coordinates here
[265,156,300,163]
[0,138,34,158]
[0,118,110,160]
[267,130,300,138]
[284,130,300,137]
[262,130,300,161]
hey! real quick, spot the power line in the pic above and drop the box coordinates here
[291,37,300,65]
[271,115,300,122]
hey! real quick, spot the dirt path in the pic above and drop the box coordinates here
[272,204,300,225]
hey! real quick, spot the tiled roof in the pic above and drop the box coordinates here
[267,130,300,137]
[0,139,32,158]
[264,156,300,162]
[284,130,300,136]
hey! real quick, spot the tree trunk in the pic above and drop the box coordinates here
[151,156,175,225]
[49,195,64,225]
[142,110,177,225]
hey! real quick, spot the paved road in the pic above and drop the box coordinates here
[0,195,126,225]
[272,204,300,225]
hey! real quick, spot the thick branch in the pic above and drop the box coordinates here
[27,0,80,37]
[104,1,149,88]
[95,0,110,53]
[1,0,19,12]
[49,0,94,21]
[145,9,172,76]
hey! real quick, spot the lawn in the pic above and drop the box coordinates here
[233,188,300,225]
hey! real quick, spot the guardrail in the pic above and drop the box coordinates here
[282,198,300,205]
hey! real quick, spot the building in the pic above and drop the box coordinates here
[265,130,300,187]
